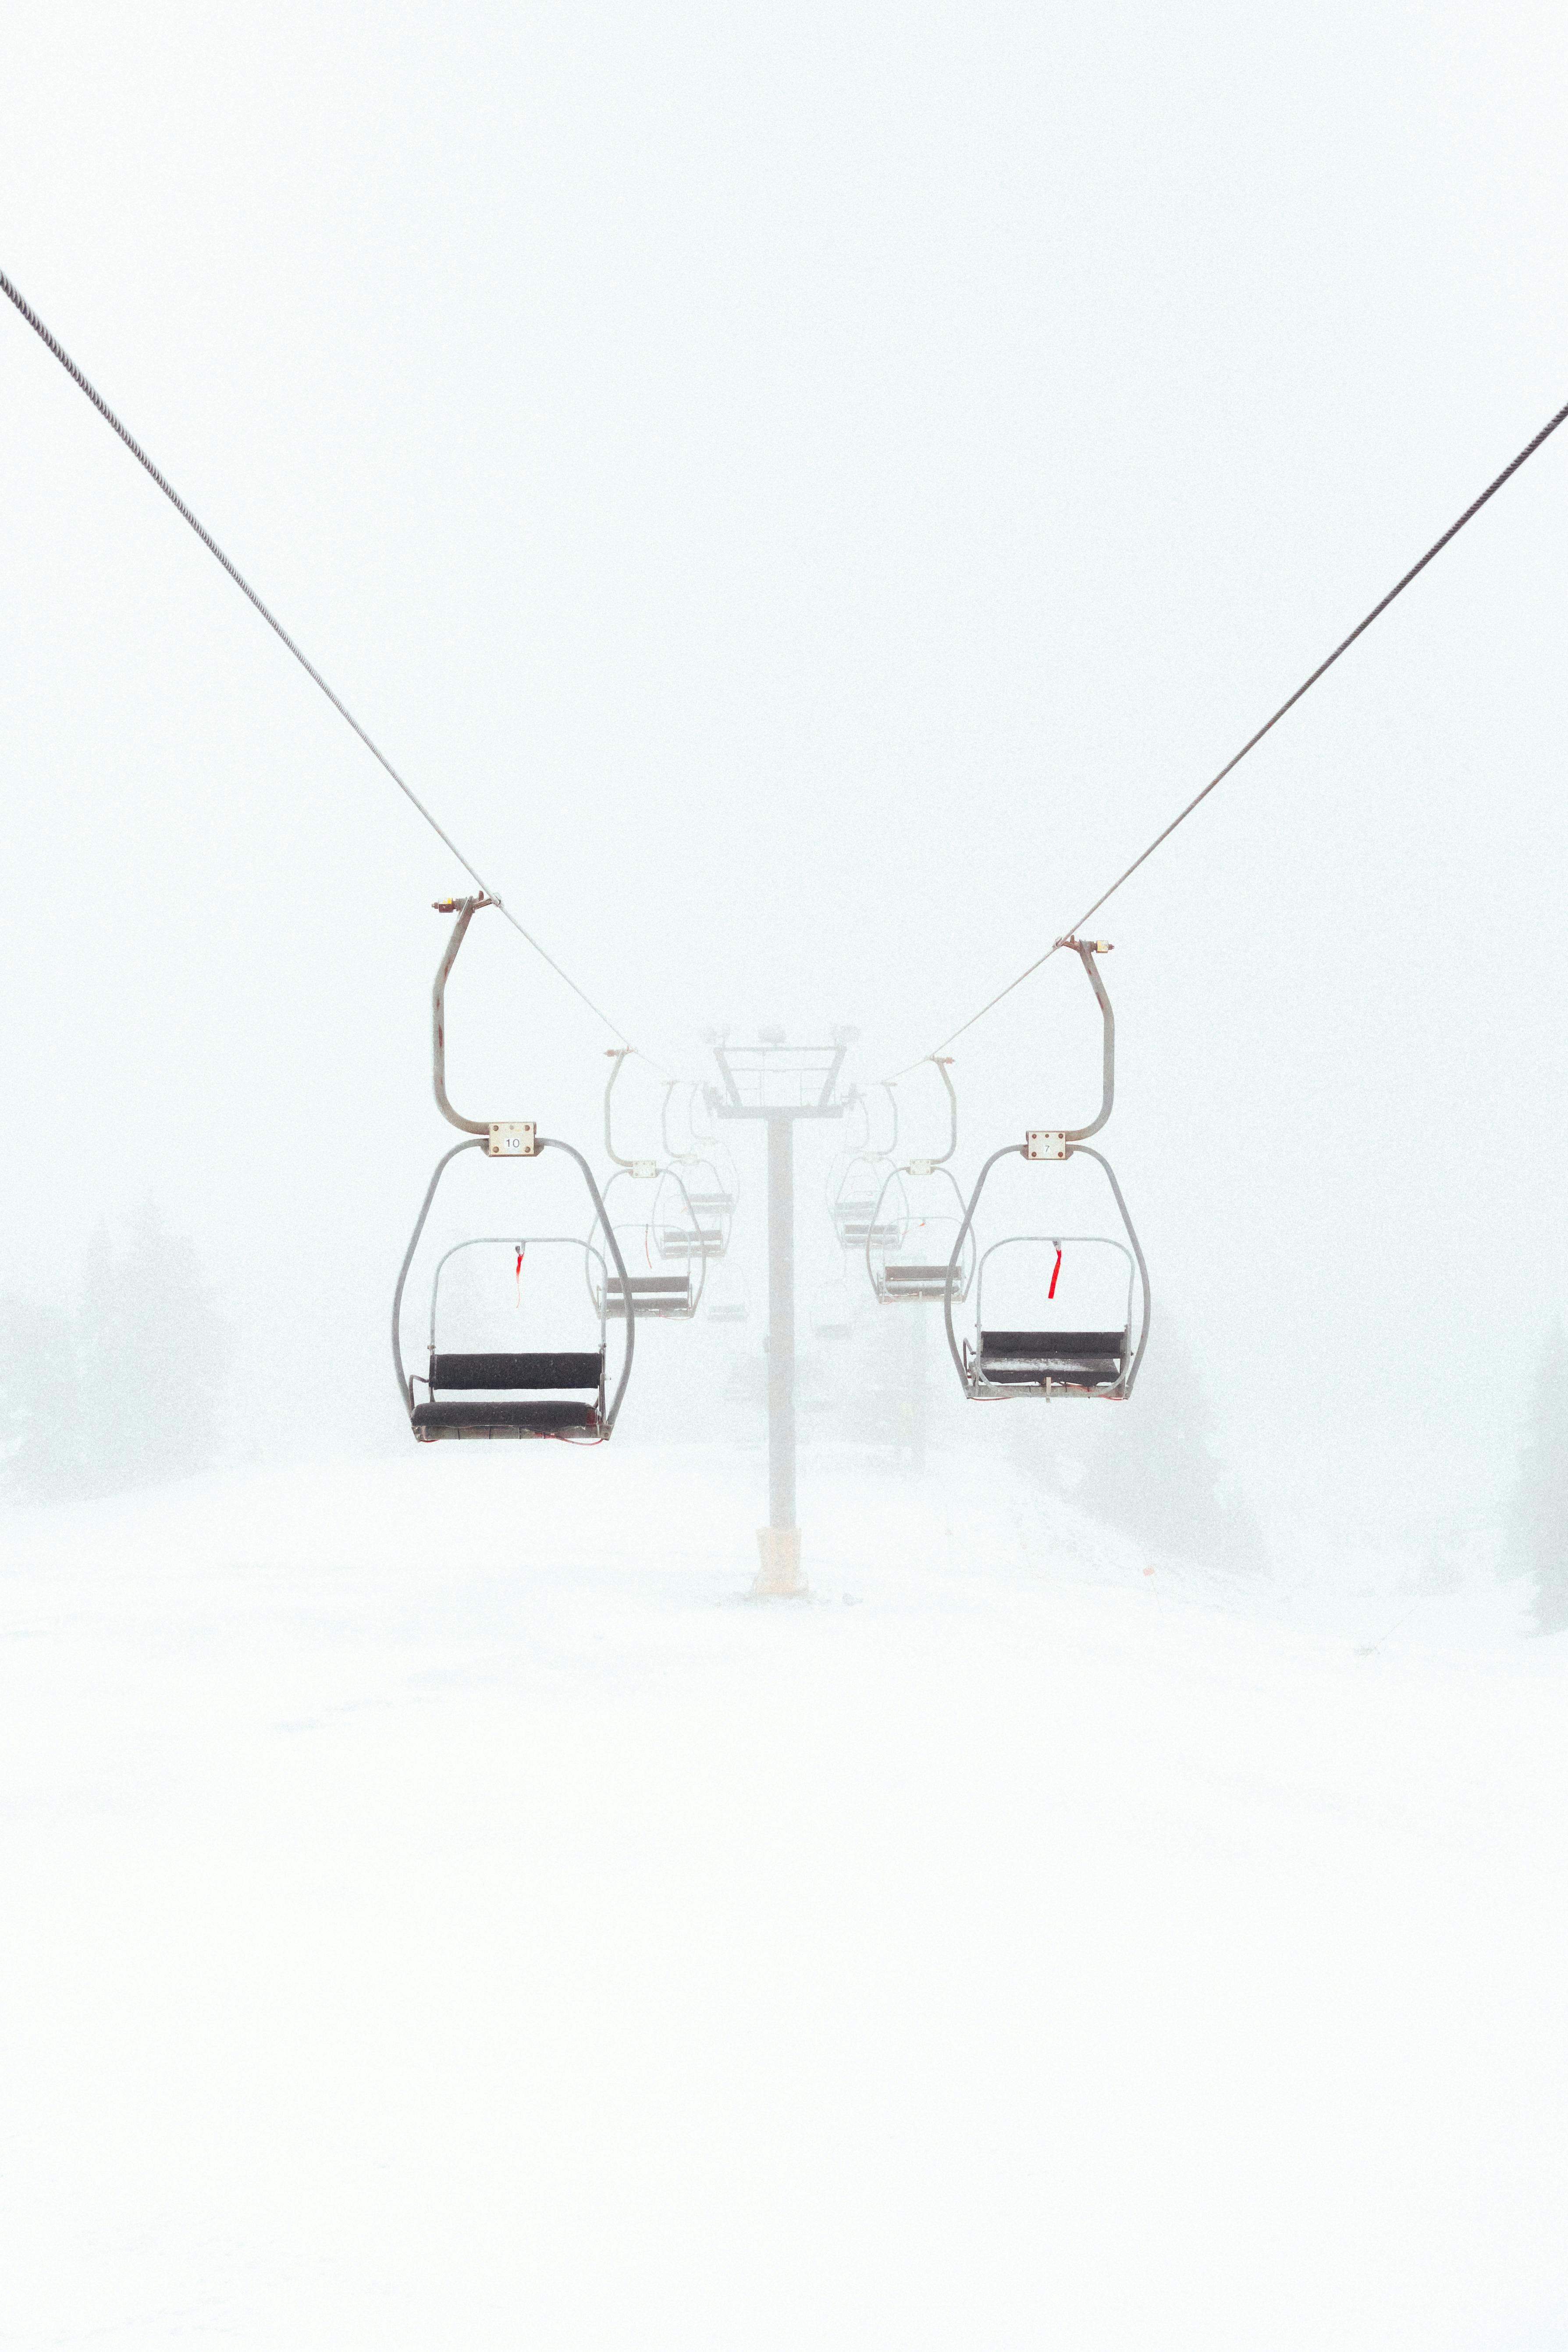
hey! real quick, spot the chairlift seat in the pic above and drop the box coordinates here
[412,1398,600,1436]
[606,1274,693,1319]
[413,1348,606,1439]
[882,1263,958,1299]
[833,1199,878,1239]
[977,1330,1126,1386]
[656,1226,725,1259]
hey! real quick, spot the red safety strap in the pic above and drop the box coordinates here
[1048,1248,1062,1301]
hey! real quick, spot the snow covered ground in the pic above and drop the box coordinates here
[2,1444,1564,2349]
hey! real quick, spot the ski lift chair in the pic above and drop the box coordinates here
[661,1085,740,1238]
[830,1151,908,1252]
[592,1167,707,1320]
[654,1155,732,1260]
[604,1273,698,1320]
[704,1262,750,1326]
[393,897,634,1444]
[597,1061,712,1306]
[943,939,1150,1404]
[810,1271,857,1341]
[864,1060,974,1304]
[867,1179,976,1304]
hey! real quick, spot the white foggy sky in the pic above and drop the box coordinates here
[1,0,1565,1529]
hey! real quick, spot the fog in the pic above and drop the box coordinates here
[7,7,1568,2340]
[5,3,1566,1548]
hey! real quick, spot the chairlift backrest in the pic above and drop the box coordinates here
[594,1164,711,1313]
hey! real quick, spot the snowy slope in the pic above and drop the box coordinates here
[1,1447,1564,2350]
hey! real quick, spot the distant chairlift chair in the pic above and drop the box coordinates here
[863,1057,974,1307]
[810,1271,857,1341]
[704,1260,750,1326]
[660,1081,740,1257]
[595,1057,709,1319]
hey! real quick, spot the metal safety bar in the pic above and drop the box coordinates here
[392,1136,636,1434]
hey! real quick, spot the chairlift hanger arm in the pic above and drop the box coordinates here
[658,1079,697,1163]
[1057,938,1115,1143]
[604,1047,629,1161]
[938,1057,957,1164]
[928,1057,957,1166]
[603,1048,645,1169]
[432,896,492,1136]
[430,894,538,1153]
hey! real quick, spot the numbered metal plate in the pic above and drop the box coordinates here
[1025,1130,1069,1160]
[486,1122,538,1157]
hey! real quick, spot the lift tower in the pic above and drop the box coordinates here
[711,1037,849,1596]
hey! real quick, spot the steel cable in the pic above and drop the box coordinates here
[0,263,644,1053]
[889,393,1568,1078]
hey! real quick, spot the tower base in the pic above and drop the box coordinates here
[752,1526,806,1599]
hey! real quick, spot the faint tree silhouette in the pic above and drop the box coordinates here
[1071,1315,1267,1571]
[1511,1322,1568,1633]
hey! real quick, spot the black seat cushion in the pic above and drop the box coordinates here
[430,1351,603,1391]
[981,1331,1126,1356]
[412,1399,600,1434]
[978,1329,1124,1386]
